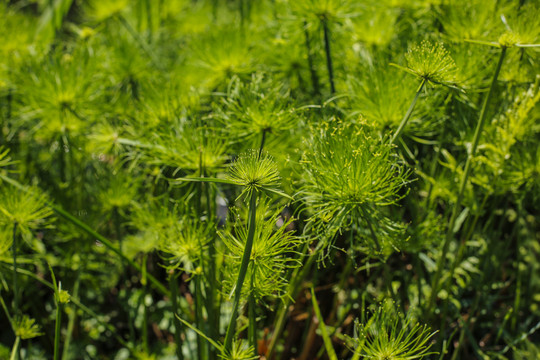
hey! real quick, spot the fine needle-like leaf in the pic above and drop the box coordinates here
[311,287,338,360]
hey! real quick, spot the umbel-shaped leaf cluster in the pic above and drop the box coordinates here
[220,198,301,303]
[396,40,459,87]
[301,120,410,255]
[347,300,437,360]
[227,150,284,200]
[215,74,298,141]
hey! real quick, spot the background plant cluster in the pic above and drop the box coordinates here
[0,0,539,359]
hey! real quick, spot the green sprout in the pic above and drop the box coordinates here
[12,315,44,340]
[348,301,438,360]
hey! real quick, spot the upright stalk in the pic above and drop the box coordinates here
[204,179,218,360]
[427,47,507,313]
[49,266,65,360]
[322,19,335,94]
[258,130,267,159]
[9,336,20,360]
[223,192,258,353]
[390,78,426,145]
[11,222,18,314]
[54,301,63,360]
[169,273,184,360]
[310,287,338,360]
[62,265,81,360]
[303,21,320,97]
[248,269,257,357]
[194,274,206,360]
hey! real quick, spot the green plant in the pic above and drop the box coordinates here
[391,40,459,144]
[301,120,410,256]
[347,300,437,360]
[0,1,538,359]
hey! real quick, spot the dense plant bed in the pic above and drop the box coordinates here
[0,0,539,359]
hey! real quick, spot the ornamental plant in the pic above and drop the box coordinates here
[301,120,410,257]
[0,1,538,360]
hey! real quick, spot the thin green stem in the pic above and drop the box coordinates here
[0,294,12,324]
[169,273,185,360]
[351,346,362,360]
[195,274,206,360]
[49,264,63,360]
[196,158,210,360]
[427,47,507,313]
[11,222,18,315]
[322,19,335,94]
[248,269,257,357]
[311,287,338,360]
[224,192,258,353]
[61,265,81,360]
[390,78,426,145]
[303,20,320,97]
[10,336,20,360]
[258,130,267,159]
[204,179,217,360]
[54,302,63,360]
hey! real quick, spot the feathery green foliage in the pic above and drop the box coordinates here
[220,199,301,302]
[348,301,437,360]
[0,1,538,359]
[396,40,458,87]
[227,150,282,199]
[301,120,410,254]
